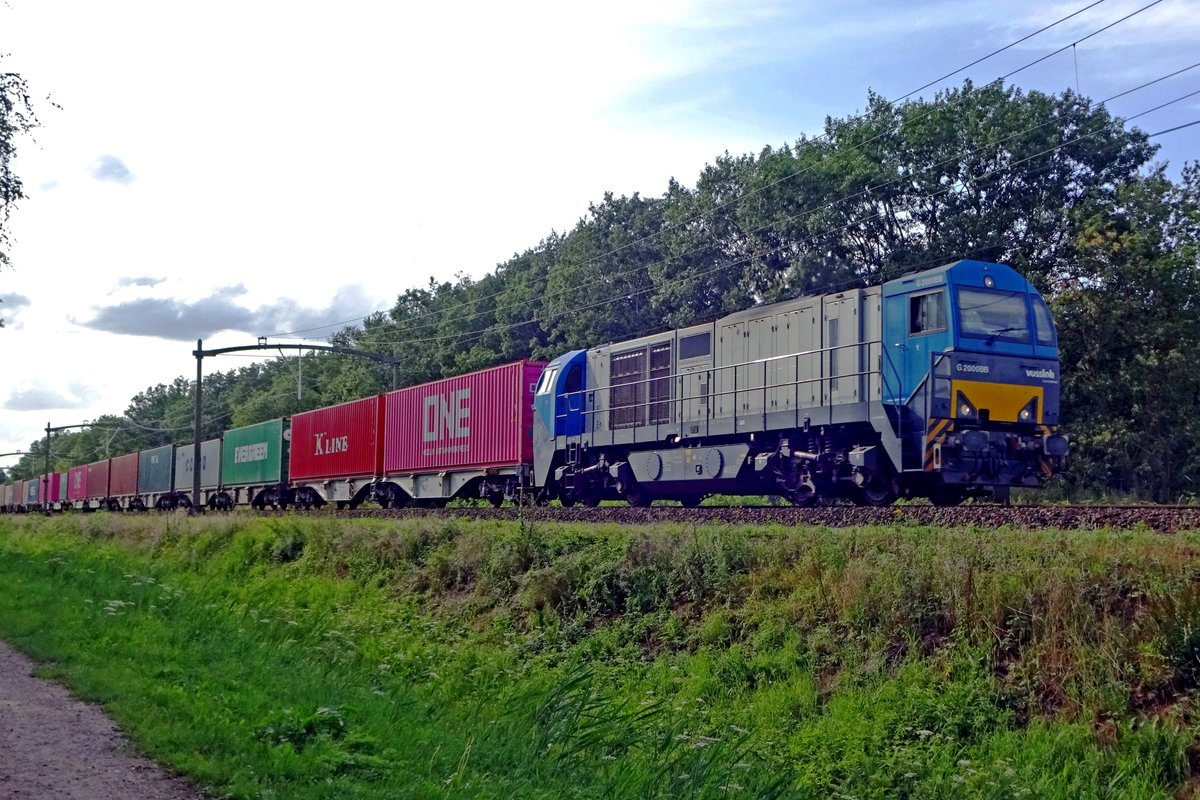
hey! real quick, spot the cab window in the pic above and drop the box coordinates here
[1032,295,1057,346]
[535,368,558,396]
[909,290,947,335]
[564,363,583,394]
[957,287,1031,343]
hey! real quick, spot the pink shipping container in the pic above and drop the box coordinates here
[86,459,111,501]
[384,361,544,474]
[110,452,139,496]
[11,480,23,508]
[289,395,385,482]
[39,473,63,503]
[67,465,88,501]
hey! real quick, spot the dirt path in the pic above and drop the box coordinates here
[0,639,206,799]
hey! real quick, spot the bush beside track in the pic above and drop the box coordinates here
[339,502,1200,533]
[1,513,1199,798]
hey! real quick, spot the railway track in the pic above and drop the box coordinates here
[337,503,1200,533]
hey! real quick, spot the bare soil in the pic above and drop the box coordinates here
[0,639,206,799]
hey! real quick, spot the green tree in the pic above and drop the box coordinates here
[542,192,663,350]
[1055,165,1200,501]
[1,63,43,323]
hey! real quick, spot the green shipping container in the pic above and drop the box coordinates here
[221,419,285,486]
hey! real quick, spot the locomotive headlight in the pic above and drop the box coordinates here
[984,275,996,288]
[956,391,976,419]
[1018,397,1038,423]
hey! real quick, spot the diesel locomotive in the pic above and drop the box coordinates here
[533,259,1068,507]
[2,259,1066,511]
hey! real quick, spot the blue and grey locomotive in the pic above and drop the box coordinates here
[532,259,1068,506]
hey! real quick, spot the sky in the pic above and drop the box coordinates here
[1,0,1197,462]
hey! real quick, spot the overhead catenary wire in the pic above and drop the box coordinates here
[285,48,1194,351]
[341,75,1200,351]
[1148,119,1200,136]
[264,0,1147,341]
[373,84,1200,354]
[350,60,1200,347]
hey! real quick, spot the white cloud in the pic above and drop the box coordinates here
[89,154,134,184]
[4,383,91,412]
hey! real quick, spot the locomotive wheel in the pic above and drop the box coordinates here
[580,492,602,508]
[624,484,652,508]
[786,489,817,507]
[679,495,704,508]
[486,492,504,508]
[855,479,898,507]
[558,493,576,508]
[929,489,966,507]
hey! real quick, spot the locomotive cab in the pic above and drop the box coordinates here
[533,350,588,495]
[882,260,1068,501]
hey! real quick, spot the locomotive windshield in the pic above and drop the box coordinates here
[956,287,1031,344]
[1032,295,1057,346]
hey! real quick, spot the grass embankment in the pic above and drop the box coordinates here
[0,514,1198,799]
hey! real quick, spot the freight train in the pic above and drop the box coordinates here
[1,259,1067,512]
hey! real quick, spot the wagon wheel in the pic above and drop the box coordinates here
[679,495,704,508]
[486,492,505,508]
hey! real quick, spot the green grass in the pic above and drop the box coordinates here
[0,513,1198,798]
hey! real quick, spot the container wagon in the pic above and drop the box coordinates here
[376,360,545,507]
[38,472,65,511]
[67,466,87,509]
[85,459,112,510]
[138,444,178,509]
[109,452,140,510]
[216,418,289,509]
[174,438,221,509]
[289,396,384,508]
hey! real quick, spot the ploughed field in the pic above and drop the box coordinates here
[1,513,1199,799]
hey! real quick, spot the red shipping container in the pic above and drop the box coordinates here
[289,395,385,482]
[110,452,139,495]
[384,360,544,474]
[12,480,23,506]
[86,459,111,500]
[67,466,87,501]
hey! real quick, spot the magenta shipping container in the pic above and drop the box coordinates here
[39,473,63,503]
[86,459,111,500]
[289,395,385,482]
[67,465,88,501]
[384,360,544,474]
[110,452,139,496]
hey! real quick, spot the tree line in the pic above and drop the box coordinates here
[5,81,1199,501]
